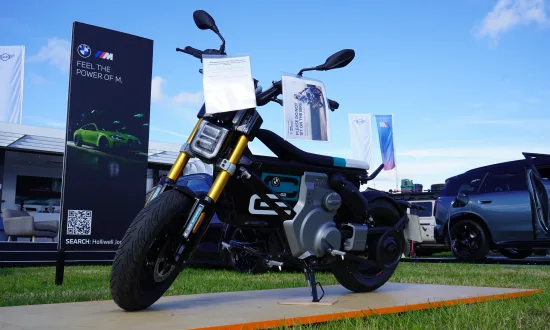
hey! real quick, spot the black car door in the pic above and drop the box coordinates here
[524,153,550,240]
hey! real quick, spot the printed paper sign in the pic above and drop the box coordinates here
[282,74,330,142]
[202,55,257,114]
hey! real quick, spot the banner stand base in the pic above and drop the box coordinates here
[55,248,65,285]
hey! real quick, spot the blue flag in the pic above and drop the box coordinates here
[374,115,396,170]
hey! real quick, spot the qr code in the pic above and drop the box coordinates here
[67,210,92,235]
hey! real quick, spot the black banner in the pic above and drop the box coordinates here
[58,22,153,253]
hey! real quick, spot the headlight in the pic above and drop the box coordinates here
[110,135,124,141]
[190,121,229,159]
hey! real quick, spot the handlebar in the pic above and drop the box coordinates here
[177,46,340,111]
[176,46,223,60]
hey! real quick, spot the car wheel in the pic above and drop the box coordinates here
[450,219,490,262]
[98,137,109,151]
[499,248,533,259]
[74,135,82,147]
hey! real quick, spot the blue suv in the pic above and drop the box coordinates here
[434,153,550,262]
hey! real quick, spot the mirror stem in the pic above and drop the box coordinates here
[297,66,318,76]
[217,32,226,54]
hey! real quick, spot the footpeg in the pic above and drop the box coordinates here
[265,260,283,271]
[221,241,231,251]
[329,249,346,260]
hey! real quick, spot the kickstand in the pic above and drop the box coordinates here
[302,259,324,302]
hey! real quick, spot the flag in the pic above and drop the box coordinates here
[348,113,373,166]
[374,114,396,170]
[0,46,24,124]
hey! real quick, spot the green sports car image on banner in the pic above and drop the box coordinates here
[73,122,142,152]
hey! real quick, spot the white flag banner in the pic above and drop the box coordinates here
[0,46,24,124]
[348,113,373,166]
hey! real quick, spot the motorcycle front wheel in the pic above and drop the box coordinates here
[110,189,194,311]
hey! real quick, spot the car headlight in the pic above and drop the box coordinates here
[110,135,124,141]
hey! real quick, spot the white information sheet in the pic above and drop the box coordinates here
[202,55,257,114]
[282,74,330,142]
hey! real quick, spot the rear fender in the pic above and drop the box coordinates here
[361,190,404,216]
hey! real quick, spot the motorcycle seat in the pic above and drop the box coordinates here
[252,129,370,170]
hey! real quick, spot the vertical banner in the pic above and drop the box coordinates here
[58,22,153,256]
[0,46,24,124]
[374,115,396,170]
[282,74,330,142]
[348,113,373,166]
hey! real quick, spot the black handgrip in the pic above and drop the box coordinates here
[328,99,339,111]
[176,46,204,60]
[256,80,283,106]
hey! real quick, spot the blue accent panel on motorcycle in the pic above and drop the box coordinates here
[261,173,301,201]
[332,157,347,167]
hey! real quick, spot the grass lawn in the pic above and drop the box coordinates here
[0,263,548,329]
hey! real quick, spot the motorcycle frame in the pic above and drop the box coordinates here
[144,100,392,267]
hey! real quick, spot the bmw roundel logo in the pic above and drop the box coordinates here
[271,177,281,187]
[77,44,91,58]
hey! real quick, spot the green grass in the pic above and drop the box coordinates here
[0,263,548,329]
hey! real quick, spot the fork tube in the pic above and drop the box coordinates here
[167,118,203,181]
[207,134,249,202]
[144,118,203,207]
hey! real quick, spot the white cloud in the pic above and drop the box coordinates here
[242,133,550,192]
[473,0,549,46]
[470,118,550,125]
[398,146,534,160]
[151,76,166,103]
[150,75,203,106]
[29,73,47,85]
[172,91,204,105]
[24,115,66,129]
[27,38,71,72]
[150,126,188,139]
[366,142,550,191]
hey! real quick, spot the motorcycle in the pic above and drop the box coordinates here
[110,9,414,312]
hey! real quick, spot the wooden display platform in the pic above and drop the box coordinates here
[0,282,541,329]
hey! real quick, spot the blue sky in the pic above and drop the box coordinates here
[2,0,550,190]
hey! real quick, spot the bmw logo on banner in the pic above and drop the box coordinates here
[77,44,91,58]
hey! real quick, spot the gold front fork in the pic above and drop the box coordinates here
[186,134,249,235]
[144,118,203,206]
[167,118,203,181]
[207,134,249,202]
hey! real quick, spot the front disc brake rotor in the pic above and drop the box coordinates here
[153,238,177,283]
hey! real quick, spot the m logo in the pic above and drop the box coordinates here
[379,121,389,128]
[95,51,114,60]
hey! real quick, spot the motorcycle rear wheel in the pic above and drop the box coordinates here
[331,198,403,293]
[110,189,193,311]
